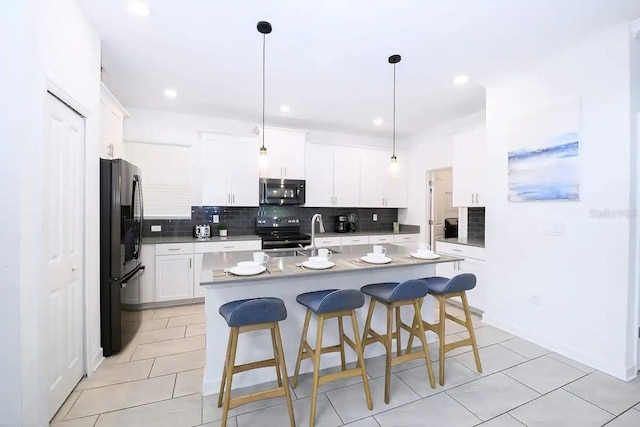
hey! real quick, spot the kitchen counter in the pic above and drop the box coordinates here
[435,237,485,248]
[143,234,262,244]
[200,242,459,395]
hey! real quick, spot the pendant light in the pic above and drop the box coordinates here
[389,54,401,174]
[257,21,272,168]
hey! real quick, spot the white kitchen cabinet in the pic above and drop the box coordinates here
[314,236,342,247]
[341,235,369,246]
[359,148,408,208]
[435,241,485,311]
[452,123,486,207]
[201,133,260,207]
[369,235,395,244]
[305,144,361,207]
[155,254,194,302]
[100,83,128,159]
[193,253,205,298]
[260,127,306,179]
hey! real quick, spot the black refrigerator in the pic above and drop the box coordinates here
[100,159,145,356]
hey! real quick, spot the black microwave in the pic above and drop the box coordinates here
[259,178,306,205]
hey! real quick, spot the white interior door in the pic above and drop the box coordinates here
[44,93,85,420]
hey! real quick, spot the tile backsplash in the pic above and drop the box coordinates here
[467,207,485,241]
[143,206,400,237]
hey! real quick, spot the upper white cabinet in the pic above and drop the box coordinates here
[259,127,306,179]
[100,83,128,159]
[452,124,486,207]
[200,132,260,207]
[359,148,408,208]
[305,144,361,207]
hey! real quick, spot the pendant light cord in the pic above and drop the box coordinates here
[392,63,396,157]
[262,33,266,150]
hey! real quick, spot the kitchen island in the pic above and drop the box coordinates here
[199,244,460,395]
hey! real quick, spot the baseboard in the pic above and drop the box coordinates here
[122,297,205,311]
[483,313,633,381]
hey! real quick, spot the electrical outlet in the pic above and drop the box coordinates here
[373,214,378,222]
[151,225,161,232]
[212,215,219,224]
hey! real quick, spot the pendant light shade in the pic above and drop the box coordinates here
[389,54,401,174]
[258,21,272,168]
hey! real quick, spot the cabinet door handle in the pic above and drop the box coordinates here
[223,245,234,249]
[476,193,479,204]
[189,258,192,269]
[232,194,235,204]
[284,167,287,177]
[168,248,180,251]
[335,196,337,205]
[451,248,462,252]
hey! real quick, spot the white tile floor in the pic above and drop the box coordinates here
[51,302,640,427]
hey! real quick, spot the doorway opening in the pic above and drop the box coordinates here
[426,167,457,250]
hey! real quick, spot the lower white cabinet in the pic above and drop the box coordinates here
[340,235,369,246]
[369,235,395,244]
[155,254,194,302]
[435,241,485,312]
[314,236,342,247]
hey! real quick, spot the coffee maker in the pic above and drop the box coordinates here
[335,215,348,233]
[348,212,358,232]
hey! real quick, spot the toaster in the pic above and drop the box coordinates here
[193,224,211,239]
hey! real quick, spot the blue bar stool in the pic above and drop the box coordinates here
[360,280,436,403]
[406,273,482,386]
[218,297,295,427]
[292,289,372,427]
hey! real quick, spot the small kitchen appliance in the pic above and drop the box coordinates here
[444,218,459,238]
[335,215,348,233]
[193,224,211,239]
[348,212,358,232]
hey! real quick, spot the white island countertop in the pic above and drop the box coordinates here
[200,243,463,396]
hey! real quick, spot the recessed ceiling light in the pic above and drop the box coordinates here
[128,1,151,17]
[453,75,469,85]
[280,105,291,113]
[373,117,383,126]
[164,88,177,99]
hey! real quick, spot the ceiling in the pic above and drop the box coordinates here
[81,0,640,138]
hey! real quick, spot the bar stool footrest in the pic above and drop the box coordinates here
[318,367,363,387]
[233,358,277,374]
[228,386,287,410]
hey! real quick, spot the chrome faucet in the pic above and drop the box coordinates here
[300,213,325,256]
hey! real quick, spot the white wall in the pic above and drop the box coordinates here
[483,24,636,380]
[1,0,101,424]
[399,111,486,243]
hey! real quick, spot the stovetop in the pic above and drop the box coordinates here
[256,216,310,248]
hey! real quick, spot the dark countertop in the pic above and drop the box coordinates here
[435,237,485,248]
[200,244,460,286]
[143,235,262,245]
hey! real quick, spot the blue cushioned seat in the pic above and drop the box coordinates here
[422,274,476,294]
[219,297,287,327]
[296,289,365,314]
[360,279,430,303]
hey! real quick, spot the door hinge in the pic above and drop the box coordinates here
[428,219,434,226]
[638,327,640,338]
[428,180,433,187]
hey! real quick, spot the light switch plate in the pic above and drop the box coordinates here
[212,215,219,224]
[373,214,378,222]
[151,225,161,232]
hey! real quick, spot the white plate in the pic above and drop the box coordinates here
[301,260,335,270]
[410,252,441,260]
[361,255,392,264]
[228,265,267,276]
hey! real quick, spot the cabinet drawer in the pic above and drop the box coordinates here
[369,235,394,244]
[156,243,194,256]
[393,234,418,243]
[341,236,369,246]
[435,242,485,260]
[194,240,262,254]
[314,236,342,247]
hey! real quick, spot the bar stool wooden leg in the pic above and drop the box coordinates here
[461,292,482,373]
[273,323,296,427]
[413,300,436,389]
[350,310,373,410]
[361,298,375,346]
[338,316,347,371]
[384,305,393,404]
[220,327,239,427]
[271,328,283,387]
[309,314,325,427]
[217,328,234,408]
[292,309,312,388]
[405,297,424,354]
[438,295,446,386]
[395,306,402,357]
